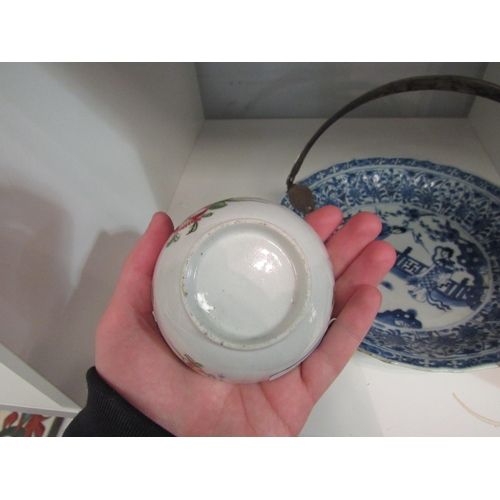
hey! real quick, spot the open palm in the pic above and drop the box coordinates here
[95,206,395,436]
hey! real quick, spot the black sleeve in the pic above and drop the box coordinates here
[63,367,175,437]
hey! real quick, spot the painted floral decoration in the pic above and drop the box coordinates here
[167,200,230,247]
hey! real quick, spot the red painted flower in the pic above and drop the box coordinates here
[175,206,211,233]
[166,200,229,246]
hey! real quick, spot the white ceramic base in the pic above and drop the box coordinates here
[181,220,310,350]
[153,198,334,382]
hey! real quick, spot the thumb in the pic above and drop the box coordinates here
[106,212,174,319]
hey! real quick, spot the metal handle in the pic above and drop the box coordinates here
[287,75,500,214]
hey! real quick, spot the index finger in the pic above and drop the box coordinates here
[325,211,382,279]
[304,205,343,242]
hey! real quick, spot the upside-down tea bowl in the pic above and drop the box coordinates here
[152,197,334,383]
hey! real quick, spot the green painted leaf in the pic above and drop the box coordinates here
[166,233,180,247]
[187,221,198,234]
[208,201,228,210]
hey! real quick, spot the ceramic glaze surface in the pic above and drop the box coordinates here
[153,198,334,382]
[182,220,310,350]
[281,158,500,371]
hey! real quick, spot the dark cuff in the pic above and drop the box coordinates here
[63,367,175,437]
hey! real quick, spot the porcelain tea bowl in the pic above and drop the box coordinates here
[152,197,334,383]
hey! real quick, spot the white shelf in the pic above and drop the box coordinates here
[0,343,81,417]
[2,62,499,434]
[0,62,204,411]
[169,117,500,436]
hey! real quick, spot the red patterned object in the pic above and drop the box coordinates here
[0,410,64,437]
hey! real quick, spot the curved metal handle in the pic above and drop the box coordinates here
[286,75,500,213]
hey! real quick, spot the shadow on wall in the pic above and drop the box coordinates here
[0,184,141,406]
[38,62,203,212]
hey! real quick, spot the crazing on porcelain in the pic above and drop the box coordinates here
[180,218,312,351]
[282,157,500,371]
[153,197,334,382]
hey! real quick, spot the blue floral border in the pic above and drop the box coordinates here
[281,158,500,371]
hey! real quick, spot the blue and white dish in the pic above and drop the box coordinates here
[281,158,500,371]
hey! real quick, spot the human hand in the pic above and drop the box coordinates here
[95,206,396,436]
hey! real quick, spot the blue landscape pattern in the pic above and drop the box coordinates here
[282,158,500,370]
